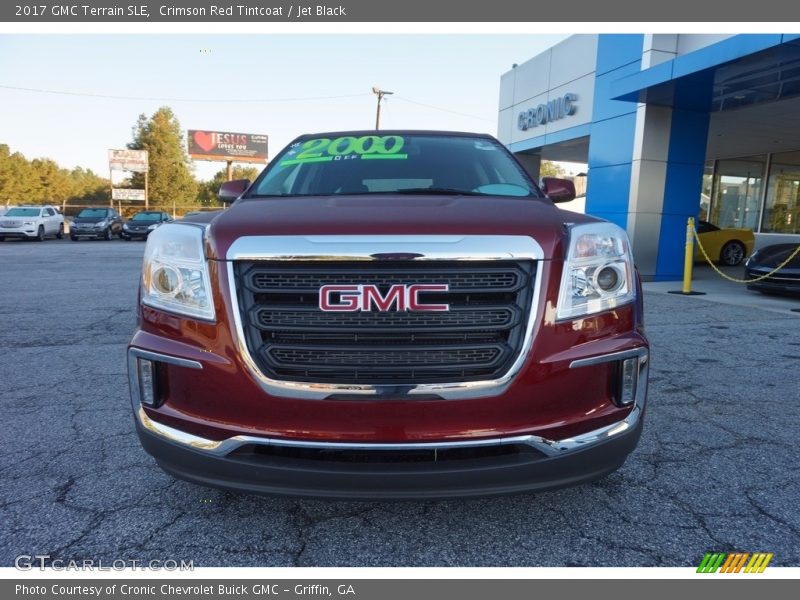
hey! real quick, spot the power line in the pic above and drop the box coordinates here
[0,83,495,123]
[0,84,371,104]
[392,96,494,122]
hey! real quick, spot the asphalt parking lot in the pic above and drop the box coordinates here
[1,238,799,567]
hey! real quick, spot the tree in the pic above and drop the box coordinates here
[540,160,566,178]
[197,165,261,205]
[0,143,108,208]
[128,107,197,211]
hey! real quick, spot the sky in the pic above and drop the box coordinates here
[0,34,567,181]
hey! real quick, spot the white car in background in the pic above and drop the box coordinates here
[0,205,65,241]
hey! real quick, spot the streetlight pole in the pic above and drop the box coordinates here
[372,86,393,130]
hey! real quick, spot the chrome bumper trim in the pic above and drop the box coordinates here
[131,347,648,459]
[569,347,648,369]
[128,348,204,370]
[127,348,203,411]
[223,234,545,401]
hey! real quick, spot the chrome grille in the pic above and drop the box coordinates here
[234,260,535,385]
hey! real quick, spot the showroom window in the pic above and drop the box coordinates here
[709,155,766,230]
[700,161,714,219]
[762,151,800,234]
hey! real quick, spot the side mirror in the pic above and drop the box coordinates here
[541,177,576,203]
[218,179,250,204]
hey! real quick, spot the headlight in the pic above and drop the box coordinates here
[141,224,215,321]
[23,221,34,226]
[123,223,130,230]
[96,219,108,227]
[556,222,635,320]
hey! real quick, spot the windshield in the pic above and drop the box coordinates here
[249,134,540,198]
[5,208,41,217]
[77,209,109,218]
[132,212,161,221]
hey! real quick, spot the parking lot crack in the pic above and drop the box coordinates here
[743,488,800,537]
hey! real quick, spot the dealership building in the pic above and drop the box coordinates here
[498,34,800,280]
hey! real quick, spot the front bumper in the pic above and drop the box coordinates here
[71,227,106,238]
[0,228,37,238]
[122,229,151,238]
[129,346,649,499]
[745,267,800,294]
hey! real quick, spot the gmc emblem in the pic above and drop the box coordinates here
[319,284,449,312]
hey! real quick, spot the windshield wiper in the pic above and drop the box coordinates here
[393,187,483,196]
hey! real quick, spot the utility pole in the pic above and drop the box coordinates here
[372,86,393,130]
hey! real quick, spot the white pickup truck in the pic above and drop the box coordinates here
[0,205,65,241]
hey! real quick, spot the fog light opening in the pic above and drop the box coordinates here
[617,357,639,406]
[137,358,158,407]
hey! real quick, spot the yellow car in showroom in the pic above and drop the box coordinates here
[696,220,755,266]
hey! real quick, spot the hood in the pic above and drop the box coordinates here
[751,243,800,269]
[206,195,600,260]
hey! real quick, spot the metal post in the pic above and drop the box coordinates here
[757,152,771,234]
[669,216,705,295]
[682,217,695,294]
[226,160,233,181]
[144,171,149,211]
[108,165,114,207]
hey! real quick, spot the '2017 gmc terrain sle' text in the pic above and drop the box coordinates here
[128,131,649,499]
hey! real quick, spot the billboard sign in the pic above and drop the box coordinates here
[108,149,149,172]
[188,130,268,163]
[112,188,146,201]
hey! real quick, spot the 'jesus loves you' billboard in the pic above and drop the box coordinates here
[188,130,268,163]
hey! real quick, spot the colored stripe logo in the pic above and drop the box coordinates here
[697,552,773,573]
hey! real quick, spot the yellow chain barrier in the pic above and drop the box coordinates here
[692,224,800,284]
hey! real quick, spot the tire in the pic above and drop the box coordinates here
[36,225,45,242]
[104,227,113,241]
[56,224,64,239]
[70,235,78,241]
[720,240,746,266]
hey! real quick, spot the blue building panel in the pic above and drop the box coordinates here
[585,35,645,232]
[543,124,592,147]
[592,60,643,123]
[595,34,644,76]
[587,113,637,168]
[654,111,710,280]
[506,133,547,155]
[666,109,710,166]
[584,162,632,229]
[506,124,592,155]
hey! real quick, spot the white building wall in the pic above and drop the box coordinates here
[497,35,597,147]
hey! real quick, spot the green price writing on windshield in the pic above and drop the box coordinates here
[281,135,407,166]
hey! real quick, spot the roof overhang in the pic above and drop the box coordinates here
[611,35,800,112]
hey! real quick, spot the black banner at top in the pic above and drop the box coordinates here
[1,0,798,22]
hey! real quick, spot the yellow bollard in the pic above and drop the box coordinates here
[682,217,694,294]
[669,216,705,295]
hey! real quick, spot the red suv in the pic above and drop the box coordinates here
[128,131,649,499]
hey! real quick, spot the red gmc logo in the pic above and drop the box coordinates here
[319,284,449,312]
